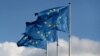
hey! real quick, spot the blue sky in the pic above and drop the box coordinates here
[0,0,100,42]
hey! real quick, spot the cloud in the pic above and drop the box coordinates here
[0,36,100,56]
[70,36,100,56]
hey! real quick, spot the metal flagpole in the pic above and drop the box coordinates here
[45,40,48,56]
[68,0,71,56]
[57,32,59,56]
[45,37,48,56]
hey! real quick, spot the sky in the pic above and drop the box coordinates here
[0,0,100,56]
[0,0,100,42]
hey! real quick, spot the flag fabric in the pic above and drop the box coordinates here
[17,21,58,49]
[34,7,63,17]
[17,6,69,49]
[35,6,69,32]
[25,22,46,40]
[17,35,47,49]
[25,22,58,42]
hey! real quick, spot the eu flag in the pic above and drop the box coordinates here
[25,21,58,42]
[17,35,47,49]
[17,20,58,49]
[17,6,69,49]
[35,6,69,32]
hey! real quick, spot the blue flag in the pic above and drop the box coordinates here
[17,21,58,49]
[17,35,47,49]
[25,22,58,42]
[17,6,69,49]
[35,6,69,32]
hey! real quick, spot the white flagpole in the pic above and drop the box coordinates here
[68,0,71,56]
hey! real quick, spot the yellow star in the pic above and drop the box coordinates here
[48,31,51,35]
[37,31,40,34]
[40,34,44,37]
[53,9,56,12]
[35,41,38,44]
[23,37,27,40]
[47,12,50,15]
[44,21,48,24]
[48,24,52,27]
[58,16,62,19]
[49,10,52,13]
